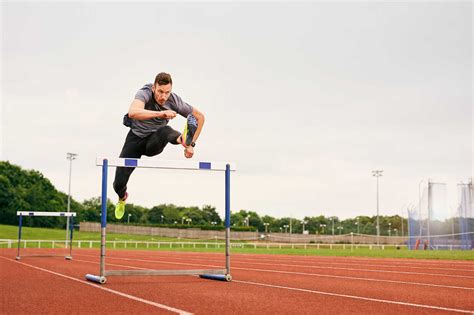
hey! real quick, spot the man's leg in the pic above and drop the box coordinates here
[113,130,146,199]
[144,125,181,156]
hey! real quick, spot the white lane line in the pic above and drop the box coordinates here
[71,257,474,314]
[125,253,474,273]
[117,250,474,268]
[98,248,474,272]
[74,254,474,291]
[0,257,192,315]
[226,260,474,279]
[212,256,474,273]
[235,266,474,291]
[16,248,474,273]
[233,279,474,314]
[82,253,474,280]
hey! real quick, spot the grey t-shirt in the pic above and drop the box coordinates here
[130,83,193,138]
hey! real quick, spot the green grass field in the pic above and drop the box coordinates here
[0,224,229,242]
[1,224,473,260]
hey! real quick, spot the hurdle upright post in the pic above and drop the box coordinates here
[67,213,74,260]
[225,163,231,275]
[86,159,108,283]
[16,214,22,260]
[100,159,108,279]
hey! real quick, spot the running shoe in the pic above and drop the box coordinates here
[115,192,128,219]
[181,114,198,147]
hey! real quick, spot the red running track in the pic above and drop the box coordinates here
[1,248,473,314]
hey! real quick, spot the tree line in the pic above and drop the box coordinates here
[2,161,467,236]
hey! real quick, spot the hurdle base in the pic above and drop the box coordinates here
[85,274,107,284]
[104,268,226,277]
[199,274,232,282]
[15,256,20,260]
[65,256,73,260]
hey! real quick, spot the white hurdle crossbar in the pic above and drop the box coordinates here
[85,158,236,284]
[96,157,236,172]
[16,211,76,260]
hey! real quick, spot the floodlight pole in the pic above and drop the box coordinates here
[263,222,269,234]
[372,170,383,246]
[66,153,78,248]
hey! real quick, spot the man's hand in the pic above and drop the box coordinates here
[184,146,194,158]
[159,110,177,119]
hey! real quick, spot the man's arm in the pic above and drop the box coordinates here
[183,107,205,159]
[191,107,205,143]
[128,99,176,120]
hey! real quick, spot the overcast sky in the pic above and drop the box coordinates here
[1,1,472,220]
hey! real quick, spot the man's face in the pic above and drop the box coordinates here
[153,83,172,105]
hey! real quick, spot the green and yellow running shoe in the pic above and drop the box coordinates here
[181,114,198,147]
[115,192,128,219]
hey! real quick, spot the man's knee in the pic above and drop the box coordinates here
[162,126,180,144]
[146,146,164,156]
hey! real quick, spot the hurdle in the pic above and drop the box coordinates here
[16,211,76,260]
[85,157,236,284]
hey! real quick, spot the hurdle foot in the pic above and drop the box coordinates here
[199,274,232,282]
[65,256,73,260]
[85,274,107,284]
[15,256,20,260]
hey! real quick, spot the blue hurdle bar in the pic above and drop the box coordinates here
[86,158,235,284]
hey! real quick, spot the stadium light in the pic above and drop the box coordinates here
[372,170,383,245]
[263,222,270,234]
[301,221,307,234]
[66,152,78,248]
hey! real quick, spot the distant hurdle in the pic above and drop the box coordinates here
[16,211,76,260]
[85,157,236,284]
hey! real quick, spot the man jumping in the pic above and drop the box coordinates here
[113,72,205,219]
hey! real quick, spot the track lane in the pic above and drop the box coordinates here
[72,250,474,312]
[2,249,473,314]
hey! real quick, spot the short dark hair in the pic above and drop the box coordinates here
[154,72,172,86]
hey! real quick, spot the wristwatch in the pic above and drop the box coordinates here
[190,142,196,147]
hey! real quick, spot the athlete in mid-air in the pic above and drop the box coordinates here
[113,72,205,219]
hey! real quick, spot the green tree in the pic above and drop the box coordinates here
[148,204,166,224]
[202,205,222,225]
[0,161,69,227]
[162,204,181,224]
[181,206,204,225]
[81,197,101,222]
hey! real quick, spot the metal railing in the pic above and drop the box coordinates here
[0,239,408,250]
